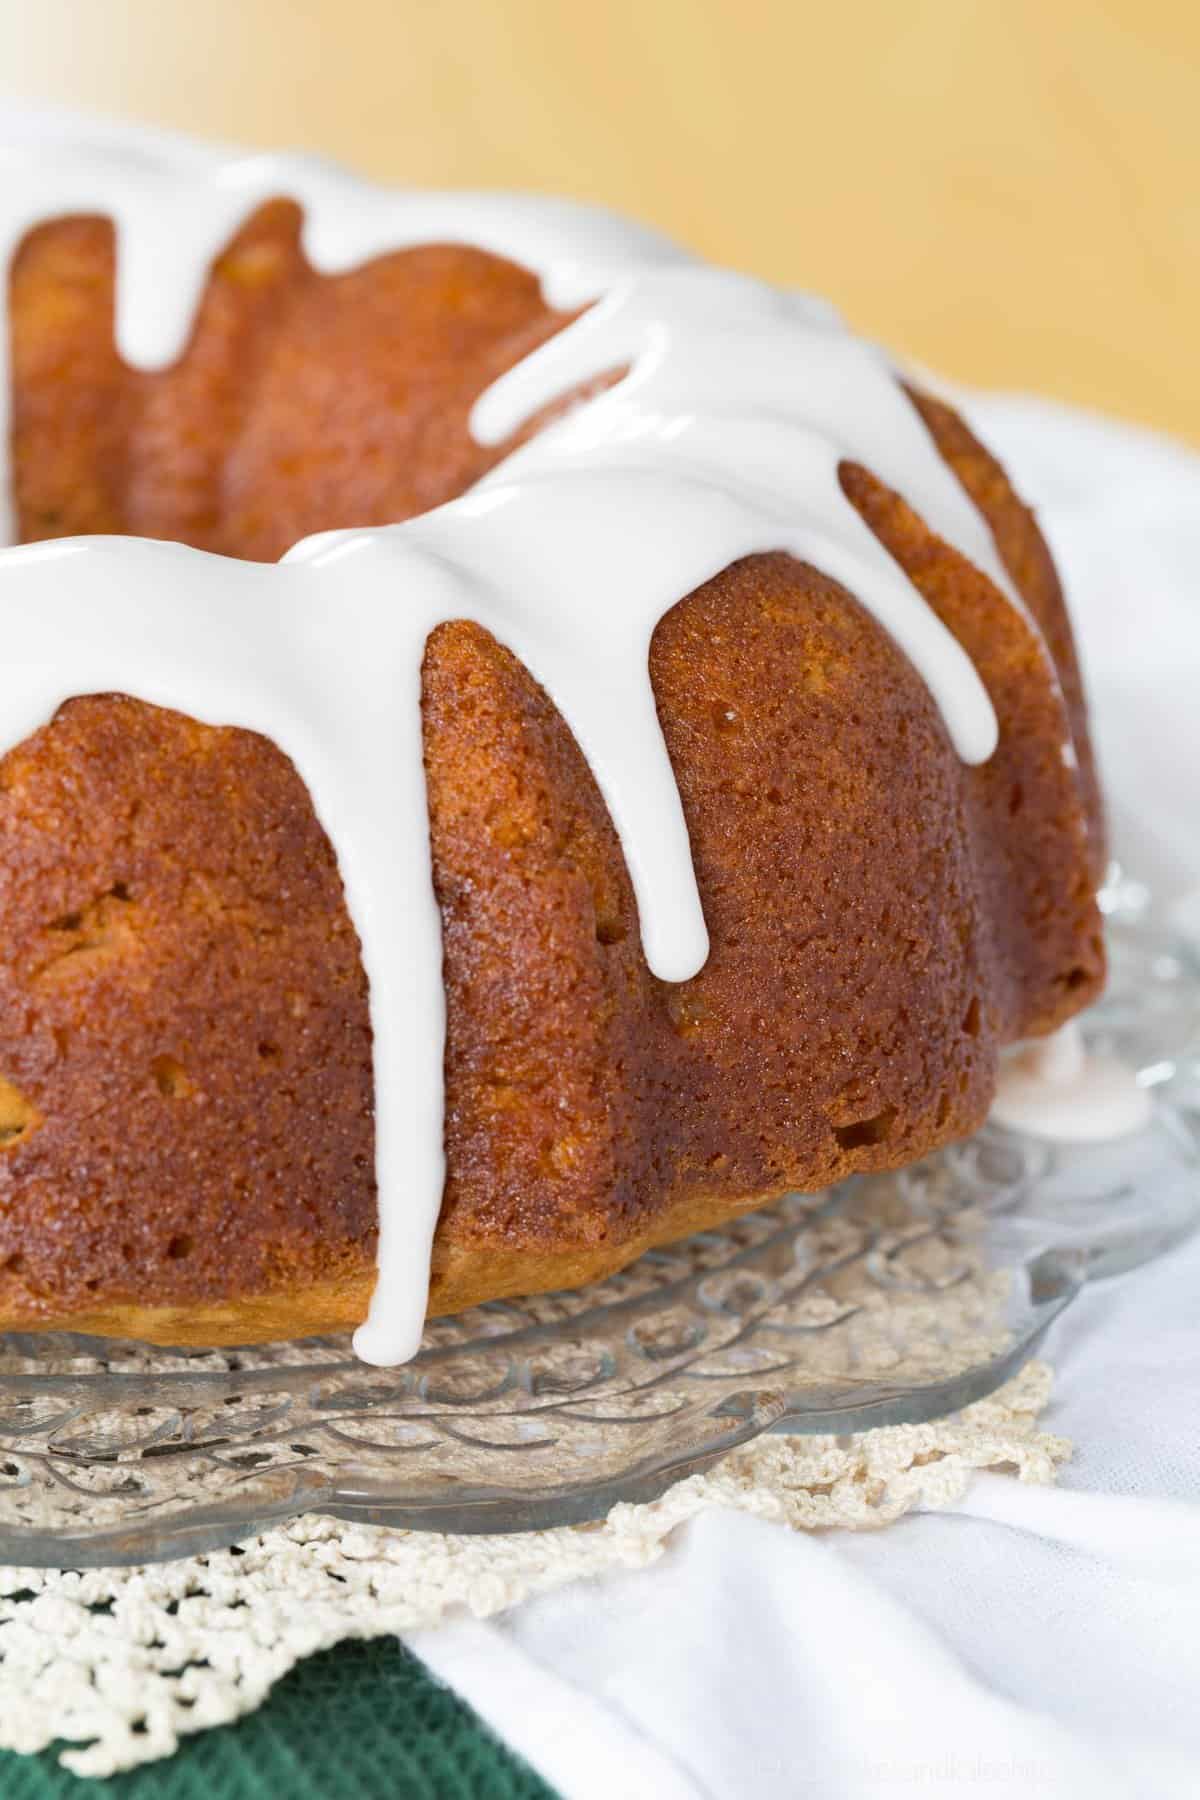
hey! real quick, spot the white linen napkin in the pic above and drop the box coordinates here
[409,398,1200,1799]
[412,1232,1200,1800]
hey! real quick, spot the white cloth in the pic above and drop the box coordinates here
[410,400,1200,1798]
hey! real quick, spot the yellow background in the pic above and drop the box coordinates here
[0,0,1195,440]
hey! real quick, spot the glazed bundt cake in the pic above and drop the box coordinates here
[0,141,1105,1362]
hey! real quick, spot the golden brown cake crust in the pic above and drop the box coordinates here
[0,207,1104,1343]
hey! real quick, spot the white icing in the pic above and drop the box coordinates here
[0,139,1066,1363]
[991,1022,1151,1142]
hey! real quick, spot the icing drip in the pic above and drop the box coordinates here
[991,1022,1151,1142]
[0,139,1056,1363]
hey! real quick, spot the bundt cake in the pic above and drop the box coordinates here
[0,139,1106,1363]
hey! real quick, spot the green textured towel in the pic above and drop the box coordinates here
[0,1638,557,1799]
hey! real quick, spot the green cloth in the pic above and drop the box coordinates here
[0,1638,558,1799]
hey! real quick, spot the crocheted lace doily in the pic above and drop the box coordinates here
[0,1360,1067,1780]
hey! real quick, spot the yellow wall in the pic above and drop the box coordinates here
[0,0,1194,439]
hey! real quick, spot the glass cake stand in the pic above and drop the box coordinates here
[1,891,1197,1566]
